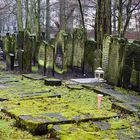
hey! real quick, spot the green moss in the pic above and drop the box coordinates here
[0,72,139,139]
[108,119,130,130]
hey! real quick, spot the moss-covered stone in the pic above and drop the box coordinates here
[107,37,126,86]
[23,31,32,73]
[85,39,101,74]
[102,36,111,78]
[72,28,85,68]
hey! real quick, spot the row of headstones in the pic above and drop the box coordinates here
[37,29,100,76]
[1,29,100,76]
[102,35,140,91]
[0,31,37,73]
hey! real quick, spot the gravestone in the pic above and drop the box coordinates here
[3,33,11,70]
[65,34,73,66]
[53,30,68,74]
[31,35,37,65]
[17,31,24,71]
[85,39,100,74]
[23,31,32,73]
[102,36,111,77]
[107,37,126,85]
[72,28,85,68]
[38,41,54,75]
[122,42,140,89]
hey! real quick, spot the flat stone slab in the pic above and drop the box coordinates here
[0,79,18,84]
[112,102,139,114]
[18,90,51,98]
[71,78,106,84]
[48,122,138,140]
[1,108,118,135]
[83,84,140,114]
[44,79,62,86]
[22,74,47,80]
[66,84,83,90]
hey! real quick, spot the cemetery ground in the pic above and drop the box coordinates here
[0,63,140,140]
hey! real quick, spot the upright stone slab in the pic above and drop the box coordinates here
[123,42,140,89]
[23,31,32,73]
[10,34,16,70]
[107,38,126,85]
[38,41,53,75]
[17,31,24,71]
[53,30,68,74]
[72,28,85,68]
[65,34,73,66]
[31,35,37,65]
[102,36,111,77]
[3,33,11,70]
[85,39,100,74]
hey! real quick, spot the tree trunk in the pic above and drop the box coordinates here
[113,0,117,32]
[118,0,123,36]
[45,0,50,41]
[17,0,23,31]
[35,0,41,42]
[29,0,33,33]
[25,0,29,30]
[95,0,111,49]
[59,0,66,30]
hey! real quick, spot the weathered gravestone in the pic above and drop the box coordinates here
[72,28,85,68]
[102,36,111,78]
[4,33,16,70]
[85,39,100,74]
[17,31,24,71]
[4,33,11,70]
[38,41,53,75]
[107,37,126,86]
[31,35,37,65]
[53,30,68,74]
[22,31,32,73]
[122,41,140,89]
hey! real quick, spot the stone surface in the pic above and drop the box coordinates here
[92,121,110,130]
[18,90,51,98]
[71,78,106,84]
[83,84,140,114]
[22,74,47,80]
[44,79,62,86]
